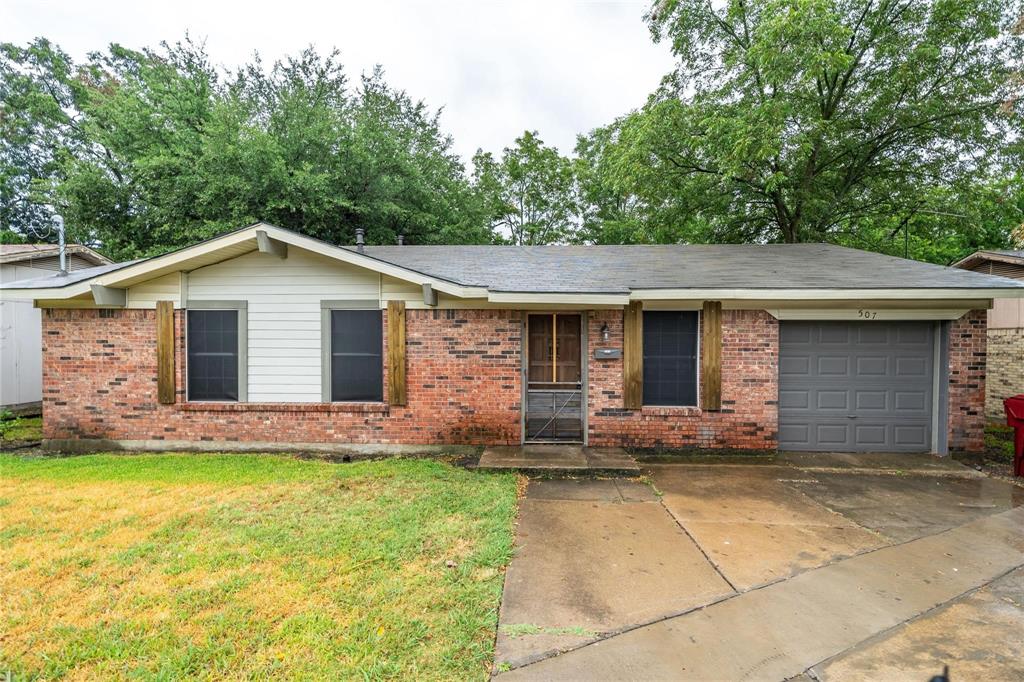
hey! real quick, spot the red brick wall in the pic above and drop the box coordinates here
[947,310,986,452]
[587,309,779,449]
[42,308,522,445]
[40,306,987,453]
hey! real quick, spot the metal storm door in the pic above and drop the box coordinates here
[525,313,583,442]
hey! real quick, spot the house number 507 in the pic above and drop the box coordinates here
[857,309,878,319]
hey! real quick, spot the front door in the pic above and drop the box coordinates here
[525,313,583,442]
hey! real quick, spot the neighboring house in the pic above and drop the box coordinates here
[0,244,112,414]
[4,223,1024,455]
[952,249,1024,420]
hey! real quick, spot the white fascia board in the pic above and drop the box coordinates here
[631,288,1024,300]
[7,223,488,302]
[766,308,972,321]
[255,225,487,298]
[487,291,631,305]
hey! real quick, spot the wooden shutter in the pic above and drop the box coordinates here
[387,300,407,406]
[623,301,643,409]
[156,300,176,405]
[701,300,722,411]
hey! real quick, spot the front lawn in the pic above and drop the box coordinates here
[0,453,519,679]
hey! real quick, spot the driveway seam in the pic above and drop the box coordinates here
[799,562,1024,680]
[656,495,740,593]
[499,508,1024,675]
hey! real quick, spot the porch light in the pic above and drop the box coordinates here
[601,323,610,342]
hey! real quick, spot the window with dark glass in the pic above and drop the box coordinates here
[187,309,239,401]
[330,309,383,401]
[643,311,699,406]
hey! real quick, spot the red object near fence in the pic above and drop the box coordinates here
[1004,395,1024,477]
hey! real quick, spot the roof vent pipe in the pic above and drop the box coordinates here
[355,228,365,253]
[397,235,404,246]
[54,214,67,276]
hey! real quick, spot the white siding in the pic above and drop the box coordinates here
[1,262,47,408]
[127,273,181,308]
[187,249,382,402]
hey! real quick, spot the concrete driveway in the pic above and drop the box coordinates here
[495,453,1024,680]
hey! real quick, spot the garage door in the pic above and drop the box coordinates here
[779,321,935,452]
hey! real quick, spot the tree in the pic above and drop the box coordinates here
[472,131,578,245]
[588,0,1022,249]
[0,39,496,259]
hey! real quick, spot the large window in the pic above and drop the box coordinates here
[187,303,246,401]
[324,307,383,402]
[643,310,699,406]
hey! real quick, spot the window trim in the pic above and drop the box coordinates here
[185,300,248,402]
[641,308,701,408]
[320,300,384,403]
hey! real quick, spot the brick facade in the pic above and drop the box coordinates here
[985,328,1024,420]
[946,310,987,452]
[42,308,522,445]
[586,309,779,449]
[41,307,987,453]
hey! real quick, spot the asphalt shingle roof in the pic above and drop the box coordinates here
[357,243,1024,293]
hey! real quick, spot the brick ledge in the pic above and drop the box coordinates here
[640,405,703,417]
[179,402,390,414]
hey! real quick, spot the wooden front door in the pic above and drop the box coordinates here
[525,314,583,442]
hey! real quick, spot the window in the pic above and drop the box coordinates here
[643,310,699,406]
[187,303,247,401]
[323,306,383,402]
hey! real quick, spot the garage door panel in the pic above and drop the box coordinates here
[816,390,849,410]
[818,325,851,344]
[816,423,850,446]
[853,424,887,445]
[855,390,888,410]
[779,423,811,446]
[780,355,811,376]
[779,321,935,453]
[894,391,927,412]
[779,389,810,409]
[895,356,928,377]
[817,356,850,376]
[856,356,888,376]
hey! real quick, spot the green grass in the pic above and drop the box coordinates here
[0,415,42,442]
[985,422,1015,463]
[0,453,520,680]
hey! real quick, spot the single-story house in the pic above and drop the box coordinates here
[4,223,1024,455]
[952,249,1024,419]
[1,243,112,414]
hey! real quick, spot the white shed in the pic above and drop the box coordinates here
[1,244,112,413]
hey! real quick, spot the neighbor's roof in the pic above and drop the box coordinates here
[355,243,1024,293]
[2,259,141,289]
[3,223,1023,303]
[0,243,112,267]
[951,249,1024,270]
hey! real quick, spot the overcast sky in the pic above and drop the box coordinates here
[4,0,676,163]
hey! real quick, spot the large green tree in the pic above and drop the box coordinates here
[581,0,1022,257]
[0,39,494,259]
[472,131,578,245]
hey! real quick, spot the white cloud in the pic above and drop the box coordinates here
[3,0,675,162]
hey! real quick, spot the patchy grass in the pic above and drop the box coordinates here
[500,623,598,638]
[0,416,42,443]
[954,423,1020,482]
[0,453,520,680]
[984,423,1015,463]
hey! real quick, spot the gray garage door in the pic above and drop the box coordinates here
[779,321,935,452]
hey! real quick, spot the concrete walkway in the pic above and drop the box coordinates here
[478,445,639,475]
[499,506,1024,681]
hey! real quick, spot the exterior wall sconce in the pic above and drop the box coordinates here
[601,323,610,342]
